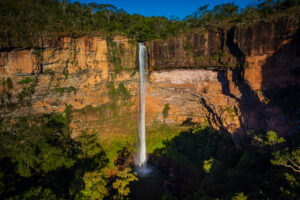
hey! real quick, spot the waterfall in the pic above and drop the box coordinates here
[137,43,147,168]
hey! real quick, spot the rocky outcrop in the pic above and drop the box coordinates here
[0,16,299,136]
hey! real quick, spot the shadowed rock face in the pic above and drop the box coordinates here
[146,16,300,135]
[235,16,300,90]
[147,29,237,70]
[0,16,299,136]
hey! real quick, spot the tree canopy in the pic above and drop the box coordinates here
[0,0,299,48]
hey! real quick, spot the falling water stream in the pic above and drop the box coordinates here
[130,43,165,199]
[137,42,148,170]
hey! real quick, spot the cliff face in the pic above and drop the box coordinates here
[146,69,241,133]
[146,16,300,135]
[148,17,300,89]
[0,36,139,137]
[148,29,237,70]
[0,16,299,136]
[236,17,300,90]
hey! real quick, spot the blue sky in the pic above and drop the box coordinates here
[76,0,258,19]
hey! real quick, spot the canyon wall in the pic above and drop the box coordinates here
[0,36,139,138]
[0,16,299,136]
[147,16,300,135]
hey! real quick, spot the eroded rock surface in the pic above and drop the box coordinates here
[0,16,299,136]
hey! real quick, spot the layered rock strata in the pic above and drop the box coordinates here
[0,16,299,136]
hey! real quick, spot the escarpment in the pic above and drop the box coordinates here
[0,36,139,137]
[146,16,300,135]
[0,16,299,136]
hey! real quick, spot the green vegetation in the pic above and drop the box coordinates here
[147,123,188,153]
[107,40,125,72]
[183,40,193,52]
[73,82,134,168]
[100,133,135,169]
[6,77,13,89]
[2,77,13,89]
[0,105,138,200]
[232,193,248,200]
[184,0,300,28]
[0,95,298,200]
[107,82,131,105]
[154,126,300,199]
[209,50,226,63]
[0,78,14,108]
[80,171,108,200]
[54,86,77,96]
[162,103,170,124]
[112,168,138,199]
[192,49,236,69]
[17,81,37,104]
[0,0,299,47]
[63,69,69,79]
[18,77,34,84]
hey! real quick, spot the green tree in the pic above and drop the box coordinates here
[194,5,210,19]
[112,168,138,199]
[271,147,300,173]
[81,171,108,200]
[76,131,102,159]
[6,187,58,200]
[0,116,75,177]
[232,192,247,200]
[23,187,57,200]
[212,3,239,19]
[265,130,286,146]
[203,158,214,173]
[75,131,108,172]
[258,0,276,15]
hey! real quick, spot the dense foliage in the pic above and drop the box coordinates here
[0,0,299,47]
[0,105,138,200]
[1,109,299,199]
[155,126,300,199]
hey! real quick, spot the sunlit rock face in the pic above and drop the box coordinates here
[146,69,241,133]
[0,36,139,137]
[0,16,299,136]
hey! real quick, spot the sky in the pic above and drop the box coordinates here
[76,0,258,19]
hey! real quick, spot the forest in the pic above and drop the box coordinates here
[0,0,300,47]
[0,106,138,200]
[0,108,299,199]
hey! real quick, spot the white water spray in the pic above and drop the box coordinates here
[137,43,147,168]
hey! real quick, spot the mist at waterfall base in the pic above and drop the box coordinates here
[130,164,164,200]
